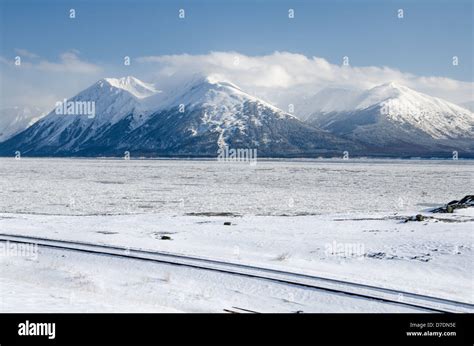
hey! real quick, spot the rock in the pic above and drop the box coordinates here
[224,221,231,226]
[459,195,474,206]
[404,214,428,222]
[415,214,425,221]
[431,195,474,213]
[160,236,172,240]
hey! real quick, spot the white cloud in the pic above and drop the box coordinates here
[1,51,101,74]
[137,51,473,105]
[1,51,472,116]
[0,51,103,112]
[36,51,102,74]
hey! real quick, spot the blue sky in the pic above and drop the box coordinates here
[0,0,472,110]
[1,0,472,80]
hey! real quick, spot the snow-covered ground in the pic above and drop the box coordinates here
[0,158,472,312]
[1,244,428,313]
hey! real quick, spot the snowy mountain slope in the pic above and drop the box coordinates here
[355,83,473,139]
[306,83,474,154]
[77,76,355,156]
[2,77,470,157]
[0,76,356,157]
[0,77,161,155]
[0,106,46,142]
[103,76,158,99]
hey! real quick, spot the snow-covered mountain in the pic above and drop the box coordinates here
[119,76,357,156]
[1,78,471,157]
[0,76,354,157]
[0,77,163,156]
[0,106,45,142]
[305,83,474,155]
[103,76,159,99]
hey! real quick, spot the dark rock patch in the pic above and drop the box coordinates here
[431,195,474,213]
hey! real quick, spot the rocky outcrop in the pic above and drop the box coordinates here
[431,195,474,213]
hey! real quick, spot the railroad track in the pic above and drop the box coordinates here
[223,306,261,314]
[0,233,472,313]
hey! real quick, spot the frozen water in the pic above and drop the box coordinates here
[0,158,472,216]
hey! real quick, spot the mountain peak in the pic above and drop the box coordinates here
[371,81,416,94]
[308,81,474,148]
[159,73,283,112]
[181,74,243,93]
[99,76,159,99]
[355,82,417,110]
[380,81,403,89]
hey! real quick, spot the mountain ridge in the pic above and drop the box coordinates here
[0,75,357,157]
[305,83,473,155]
[0,77,472,158]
